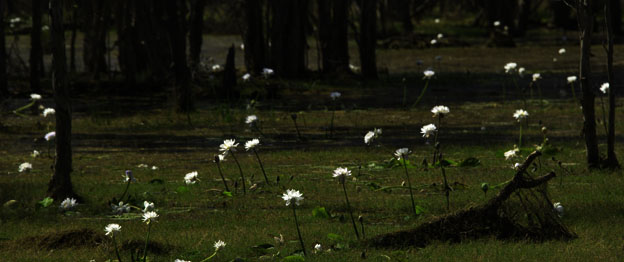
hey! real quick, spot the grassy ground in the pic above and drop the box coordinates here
[1,92,624,261]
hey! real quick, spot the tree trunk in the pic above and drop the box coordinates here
[81,0,109,77]
[48,0,77,200]
[515,0,531,36]
[270,0,308,78]
[551,0,575,29]
[319,0,350,74]
[610,0,622,36]
[359,0,377,79]
[0,0,7,99]
[223,45,236,100]
[605,0,619,168]
[166,0,193,112]
[30,0,43,93]
[578,0,600,168]
[243,0,267,74]
[189,0,207,69]
[70,4,77,73]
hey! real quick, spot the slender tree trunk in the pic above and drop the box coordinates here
[82,1,108,77]
[578,0,600,168]
[30,0,43,93]
[515,0,531,36]
[0,0,8,99]
[610,0,622,36]
[223,45,236,100]
[166,0,193,112]
[605,0,619,168]
[359,0,377,79]
[69,3,77,73]
[189,0,206,69]
[48,0,77,199]
[551,0,575,29]
[319,0,350,74]
[270,0,308,78]
[243,0,267,74]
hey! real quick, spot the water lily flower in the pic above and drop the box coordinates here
[394,148,411,160]
[493,21,501,27]
[332,167,351,179]
[245,138,260,151]
[262,68,274,78]
[242,73,251,81]
[434,18,440,23]
[174,259,190,262]
[513,109,529,121]
[18,162,32,172]
[504,62,517,73]
[513,163,522,170]
[240,43,245,50]
[142,211,159,224]
[437,33,443,39]
[143,201,154,212]
[42,108,55,117]
[211,64,222,72]
[430,39,437,45]
[330,92,341,100]
[532,73,541,82]
[423,70,435,79]
[314,243,322,253]
[558,48,566,55]
[282,189,303,206]
[504,148,519,160]
[431,105,450,117]
[184,171,199,185]
[518,67,525,76]
[553,202,564,217]
[567,76,577,83]
[30,93,42,100]
[111,201,130,214]
[364,128,382,145]
[60,197,78,210]
[31,150,40,158]
[123,170,136,182]
[219,139,239,153]
[104,224,121,237]
[349,64,360,72]
[45,131,56,141]
[214,240,226,251]
[600,83,609,94]
[420,123,437,138]
[245,115,258,125]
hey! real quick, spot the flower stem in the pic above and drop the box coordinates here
[112,235,123,262]
[118,180,131,202]
[570,82,577,102]
[411,79,430,108]
[215,161,230,192]
[292,205,307,256]
[402,156,418,217]
[600,95,608,135]
[329,109,335,138]
[230,150,246,194]
[519,124,523,148]
[200,251,219,262]
[142,223,152,262]
[341,180,360,240]
[253,123,266,138]
[253,149,270,185]
[441,165,450,211]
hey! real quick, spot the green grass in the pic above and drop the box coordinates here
[1,93,624,261]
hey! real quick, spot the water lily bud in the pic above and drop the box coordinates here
[541,126,548,134]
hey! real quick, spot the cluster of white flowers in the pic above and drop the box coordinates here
[420,124,437,138]
[332,167,351,179]
[245,138,260,151]
[184,171,199,185]
[212,64,222,72]
[18,162,32,172]
[431,105,449,117]
[214,240,227,250]
[282,189,304,206]
[364,128,382,145]
[30,93,42,100]
[513,109,529,121]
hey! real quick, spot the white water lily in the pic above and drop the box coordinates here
[104,224,121,237]
[420,123,437,138]
[31,150,40,158]
[214,240,226,251]
[332,167,351,178]
[282,189,304,206]
[174,259,190,262]
[504,148,519,160]
[18,162,32,172]
[245,115,258,125]
[513,163,522,170]
[220,139,239,153]
[364,128,382,144]
[184,171,199,185]
[30,93,42,100]
[330,92,341,100]
[242,73,251,81]
[504,62,517,73]
[123,170,136,182]
[567,76,577,83]
[513,109,529,121]
[553,202,564,217]
[493,21,501,27]
[430,39,437,45]
[532,73,541,82]
[437,33,443,39]
[142,211,159,224]
[143,201,154,212]
[42,108,55,117]
[558,48,566,55]
[434,18,440,23]
[111,201,130,214]
[245,138,260,151]
[45,131,56,141]
[518,67,525,76]
[600,83,609,94]
[262,68,274,78]
[211,64,222,72]
[423,70,435,79]
[314,243,322,253]
[431,105,450,117]
[60,197,78,210]
[394,148,411,160]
